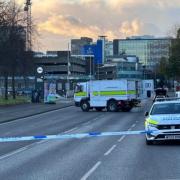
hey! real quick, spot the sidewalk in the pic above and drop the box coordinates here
[0,99,74,124]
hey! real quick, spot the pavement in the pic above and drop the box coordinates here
[0,98,73,123]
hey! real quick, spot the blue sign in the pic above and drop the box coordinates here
[82,40,103,64]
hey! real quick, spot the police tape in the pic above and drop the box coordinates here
[0,130,160,143]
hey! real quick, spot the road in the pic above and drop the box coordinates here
[0,100,180,180]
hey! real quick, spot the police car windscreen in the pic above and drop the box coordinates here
[151,103,180,115]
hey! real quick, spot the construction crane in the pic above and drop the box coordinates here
[24,0,32,51]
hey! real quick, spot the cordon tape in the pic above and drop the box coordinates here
[0,130,164,143]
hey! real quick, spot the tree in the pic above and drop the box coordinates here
[168,28,180,80]
[0,0,35,100]
[20,50,34,89]
[0,0,11,100]
[157,57,169,77]
[153,57,169,88]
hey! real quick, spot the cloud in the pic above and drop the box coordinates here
[118,19,161,37]
[108,0,180,10]
[38,14,101,39]
[119,20,141,37]
[16,0,180,50]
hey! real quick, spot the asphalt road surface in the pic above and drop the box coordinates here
[0,100,180,180]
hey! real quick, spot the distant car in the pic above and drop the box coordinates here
[175,91,180,98]
[46,93,61,104]
[155,88,167,97]
[145,98,180,145]
[152,95,166,103]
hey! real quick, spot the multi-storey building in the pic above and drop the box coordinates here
[34,51,88,96]
[113,36,172,69]
[71,37,93,55]
[95,55,143,80]
[105,41,113,58]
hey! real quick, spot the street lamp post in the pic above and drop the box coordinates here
[143,65,146,80]
[87,48,93,81]
[66,43,70,98]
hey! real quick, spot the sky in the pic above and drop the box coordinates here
[17,0,180,51]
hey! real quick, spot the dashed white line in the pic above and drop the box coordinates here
[128,127,132,131]
[104,145,117,156]
[0,146,29,160]
[117,124,137,143]
[63,127,78,134]
[84,121,91,126]
[81,161,101,180]
[131,124,136,128]
[0,126,79,160]
[118,135,125,142]
[100,115,105,118]
[35,140,45,145]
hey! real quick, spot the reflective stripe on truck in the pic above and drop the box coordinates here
[75,92,87,96]
[92,90,136,96]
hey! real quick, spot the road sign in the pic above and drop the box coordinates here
[37,67,43,74]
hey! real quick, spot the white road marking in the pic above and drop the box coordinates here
[118,135,125,142]
[0,126,78,160]
[35,141,45,145]
[117,124,136,143]
[0,146,29,160]
[63,127,78,134]
[131,124,136,128]
[84,121,91,125]
[81,161,101,180]
[100,115,105,118]
[0,106,73,126]
[104,145,117,156]
[128,127,132,131]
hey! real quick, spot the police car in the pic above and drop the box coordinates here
[145,98,180,145]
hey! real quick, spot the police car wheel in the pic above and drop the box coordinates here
[80,101,90,112]
[146,139,154,145]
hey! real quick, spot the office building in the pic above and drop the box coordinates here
[71,37,93,55]
[113,36,172,69]
[105,41,113,58]
[96,55,143,80]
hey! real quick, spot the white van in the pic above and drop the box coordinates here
[175,91,180,98]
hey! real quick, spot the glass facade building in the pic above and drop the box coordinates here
[116,61,142,79]
[96,56,143,80]
[113,36,172,69]
[71,37,93,55]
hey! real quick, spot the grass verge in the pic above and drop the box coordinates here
[0,96,31,105]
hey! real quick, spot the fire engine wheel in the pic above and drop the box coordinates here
[107,100,118,112]
[80,101,90,112]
